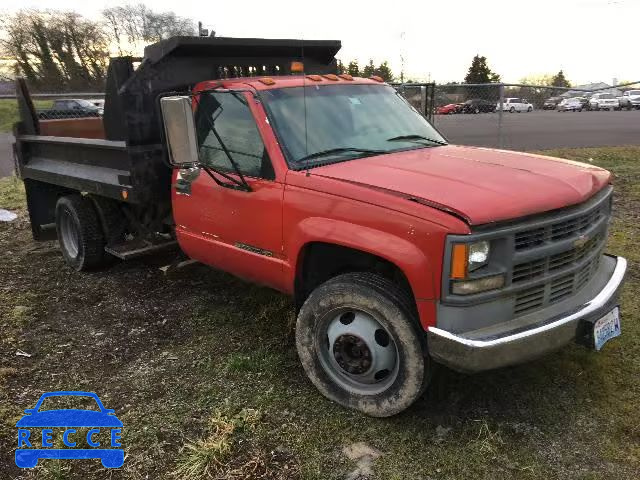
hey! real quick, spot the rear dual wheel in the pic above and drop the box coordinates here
[55,195,113,271]
[296,272,430,417]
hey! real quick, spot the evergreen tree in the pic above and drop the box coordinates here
[375,61,393,82]
[464,55,501,84]
[551,70,571,88]
[347,60,360,77]
[362,59,376,78]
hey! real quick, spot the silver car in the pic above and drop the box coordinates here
[557,97,583,112]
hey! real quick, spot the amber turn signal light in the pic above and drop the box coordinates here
[450,244,468,279]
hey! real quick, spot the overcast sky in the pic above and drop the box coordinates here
[6,0,640,85]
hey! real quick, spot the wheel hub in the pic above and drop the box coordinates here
[333,334,372,374]
[317,309,399,394]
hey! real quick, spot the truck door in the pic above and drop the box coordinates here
[172,90,285,291]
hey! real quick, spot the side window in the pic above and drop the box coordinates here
[195,92,273,179]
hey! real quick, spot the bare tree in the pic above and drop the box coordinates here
[103,3,195,55]
[0,10,109,91]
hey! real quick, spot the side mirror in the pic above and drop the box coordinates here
[160,96,199,167]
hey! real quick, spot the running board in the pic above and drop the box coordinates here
[105,238,177,260]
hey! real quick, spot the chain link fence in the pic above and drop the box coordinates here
[394,80,640,150]
[1,92,104,120]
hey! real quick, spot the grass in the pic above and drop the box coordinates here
[0,146,638,479]
[0,98,52,133]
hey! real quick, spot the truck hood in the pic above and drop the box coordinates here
[312,145,611,225]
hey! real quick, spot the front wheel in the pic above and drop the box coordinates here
[527,106,532,112]
[296,272,429,417]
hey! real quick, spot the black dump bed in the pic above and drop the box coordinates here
[14,36,340,238]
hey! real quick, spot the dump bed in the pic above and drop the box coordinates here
[14,36,341,239]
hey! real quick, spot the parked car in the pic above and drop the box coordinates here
[588,93,619,111]
[575,96,589,110]
[543,96,563,110]
[436,103,462,114]
[88,99,105,114]
[618,90,640,110]
[498,98,533,112]
[37,99,102,119]
[461,99,496,114]
[14,36,628,417]
[557,97,584,112]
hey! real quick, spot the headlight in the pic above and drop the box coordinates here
[449,240,501,295]
[468,241,490,271]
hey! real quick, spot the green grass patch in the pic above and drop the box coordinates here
[0,175,25,210]
[0,98,52,133]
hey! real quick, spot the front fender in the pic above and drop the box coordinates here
[284,216,437,302]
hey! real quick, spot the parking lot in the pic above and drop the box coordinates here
[434,109,640,151]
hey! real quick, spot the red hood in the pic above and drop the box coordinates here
[312,145,611,225]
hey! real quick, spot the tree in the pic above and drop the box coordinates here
[362,59,376,78]
[551,70,571,88]
[0,10,109,91]
[336,60,345,75]
[103,3,195,55]
[374,61,393,82]
[464,55,500,84]
[347,60,360,77]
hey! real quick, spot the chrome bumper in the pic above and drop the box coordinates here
[428,255,627,373]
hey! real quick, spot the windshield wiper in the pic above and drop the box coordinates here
[387,134,447,146]
[296,147,385,164]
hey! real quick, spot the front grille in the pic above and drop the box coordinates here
[514,234,602,283]
[515,201,607,251]
[514,256,601,315]
[510,190,611,316]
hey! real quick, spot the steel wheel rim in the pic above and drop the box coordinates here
[60,210,79,258]
[315,308,399,395]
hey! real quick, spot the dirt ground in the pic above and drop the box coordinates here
[0,146,639,480]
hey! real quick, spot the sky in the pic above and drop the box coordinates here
[5,0,640,85]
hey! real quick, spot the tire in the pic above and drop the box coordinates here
[509,107,515,113]
[474,107,480,114]
[55,194,107,271]
[296,272,430,417]
[527,106,532,112]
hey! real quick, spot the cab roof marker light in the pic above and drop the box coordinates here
[369,75,384,82]
[338,74,354,81]
[322,74,339,81]
[258,77,276,85]
[291,61,304,73]
[306,75,323,82]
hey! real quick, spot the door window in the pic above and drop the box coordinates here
[195,92,274,179]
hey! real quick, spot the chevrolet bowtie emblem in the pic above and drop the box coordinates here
[573,234,590,249]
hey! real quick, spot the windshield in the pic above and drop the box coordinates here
[628,90,640,96]
[261,84,446,167]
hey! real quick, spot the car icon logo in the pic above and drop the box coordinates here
[15,391,123,468]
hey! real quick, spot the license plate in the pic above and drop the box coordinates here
[593,307,621,351]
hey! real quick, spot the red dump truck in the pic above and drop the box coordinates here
[14,36,627,416]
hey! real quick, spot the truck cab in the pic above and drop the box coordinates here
[14,36,627,417]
